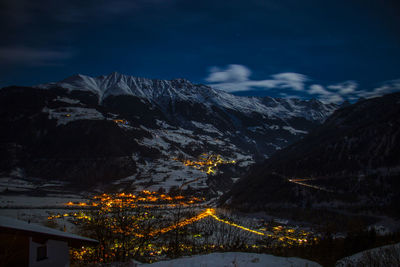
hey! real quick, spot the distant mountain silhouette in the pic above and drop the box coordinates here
[223,92,400,219]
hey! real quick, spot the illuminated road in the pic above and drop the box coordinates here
[149,208,266,236]
[206,209,265,236]
[148,208,310,245]
[149,208,212,236]
[288,178,334,192]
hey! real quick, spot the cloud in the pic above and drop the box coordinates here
[307,79,400,103]
[0,46,73,66]
[206,64,307,92]
[327,81,358,95]
[325,94,345,103]
[306,81,359,103]
[357,79,400,99]
[307,84,344,103]
[309,84,329,95]
[206,64,251,83]
[271,72,308,91]
[205,64,400,103]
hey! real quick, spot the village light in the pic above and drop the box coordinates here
[55,190,315,263]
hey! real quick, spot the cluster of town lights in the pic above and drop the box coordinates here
[113,119,128,125]
[49,191,317,264]
[62,191,204,210]
[174,154,236,174]
[50,191,312,245]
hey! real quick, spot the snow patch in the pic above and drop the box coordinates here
[54,96,80,104]
[42,107,104,125]
[191,121,222,135]
[282,126,308,135]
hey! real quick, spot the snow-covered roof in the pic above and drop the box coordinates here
[0,216,97,245]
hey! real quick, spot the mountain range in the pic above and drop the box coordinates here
[222,92,400,223]
[0,72,337,194]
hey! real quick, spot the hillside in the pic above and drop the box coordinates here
[0,73,336,194]
[222,92,400,221]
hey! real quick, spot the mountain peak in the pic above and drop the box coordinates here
[107,71,124,80]
[36,72,337,122]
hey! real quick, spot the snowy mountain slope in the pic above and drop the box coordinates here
[38,72,336,122]
[222,92,400,220]
[1,73,337,193]
[37,72,338,160]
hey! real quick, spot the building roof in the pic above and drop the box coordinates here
[0,216,98,247]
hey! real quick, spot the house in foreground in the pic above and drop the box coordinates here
[0,216,98,267]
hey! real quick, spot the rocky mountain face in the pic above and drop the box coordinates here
[222,92,400,220]
[0,73,337,194]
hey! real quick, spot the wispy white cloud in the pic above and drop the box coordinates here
[308,84,328,95]
[327,81,358,95]
[205,64,400,103]
[308,84,344,103]
[206,64,251,83]
[206,64,307,93]
[271,72,307,91]
[307,79,400,103]
[357,79,400,99]
[0,46,73,66]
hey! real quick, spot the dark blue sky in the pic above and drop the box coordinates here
[1,0,399,102]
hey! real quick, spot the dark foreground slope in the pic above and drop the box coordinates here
[222,92,400,221]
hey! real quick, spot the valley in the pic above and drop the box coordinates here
[1,187,317,264]
[1,75,399,266]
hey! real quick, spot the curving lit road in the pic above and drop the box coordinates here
[288,178,334,192]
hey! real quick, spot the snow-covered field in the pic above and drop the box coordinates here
[42,106,105,125]
[0,178,86,207]
[0,194,85,208]
[0,176,88,229]
[125,124,255,191]
[140,252,321,267]
[113,157,209,191]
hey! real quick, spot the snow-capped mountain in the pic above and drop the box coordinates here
[1,73,337,194]
[38,72,336,122]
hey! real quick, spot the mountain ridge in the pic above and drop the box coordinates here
[222,92,400,218]
[1,73,338,194]
[37,72,337,123]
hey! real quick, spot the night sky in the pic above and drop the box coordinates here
[1,0,399,102]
